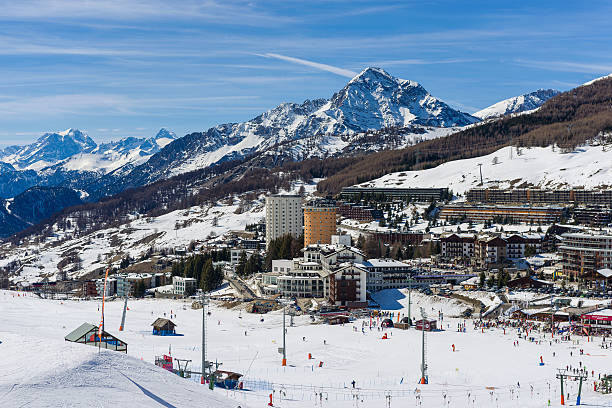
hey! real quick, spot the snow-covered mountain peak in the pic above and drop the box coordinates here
[348,67,420,88]
[154,128,176,140]
[473,89,560,120]
[325,67,477,129]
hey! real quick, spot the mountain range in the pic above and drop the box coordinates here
[0,128,176,199]
[0,67,560,237]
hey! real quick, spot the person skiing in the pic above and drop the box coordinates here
[351,380,356,388]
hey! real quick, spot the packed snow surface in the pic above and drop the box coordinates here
[2,291,611,407]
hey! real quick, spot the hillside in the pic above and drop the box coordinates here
[359,144,612,194]
[0,187,83,238]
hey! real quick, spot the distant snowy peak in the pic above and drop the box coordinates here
[326,67,478,129]
[0,128,177,176]
[61,128,177,173]
[0,129,97,170]
[473,89,560,120]
[153,128,176,148]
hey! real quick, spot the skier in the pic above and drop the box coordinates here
[351,380,356,388]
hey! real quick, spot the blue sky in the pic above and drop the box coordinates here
[1,0,612,145]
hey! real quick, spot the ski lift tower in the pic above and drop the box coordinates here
[278,298,290,366]
[200,292,213,386]
[419,307,428,384]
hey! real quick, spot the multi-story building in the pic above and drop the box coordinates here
[439,204,565,224]
[274,259,327,299]
[82,280,98,297]
[303,203,337,246]
[573,207,612,226]
[269,241,366,306]
[265,195,303,248]
[0,271,9,289]
[477,236,507,265]
[440,232,544,265]
[467,188,612,206]
[440,233,477,260]
[340,187,450,203]
[328,263,368,308]
[363,258,415,292]
[95,277,117,297]
[337,202,383,221]
[559,231,612,283]
[172,276,197,296]
[505,233,543,258]
[116,273,153,297]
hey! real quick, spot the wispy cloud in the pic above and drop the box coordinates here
[364,58,485,67]
[0,0,294,26]
[514,59,612,74]
[257,53,357,78]
[0,94,261,117]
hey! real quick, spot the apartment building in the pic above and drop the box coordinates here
[265,195,303,248]
[328,264,368,308]
[439,204,564,224]
[303,203,337,246]
[467,188,612,206]
[268,240,367,306]
[440,233,477,260]
[82,280,98,297]
[336,201,383,221]
[477,236,507,265]
[172,276,197,296]
[559,232,612,282]
[363,258,415,292]
[95,277,117,297]
[440,232,544,265]
[340,187,450,202]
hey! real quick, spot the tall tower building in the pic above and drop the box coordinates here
[265,195,303,248]
[304,203,337,247]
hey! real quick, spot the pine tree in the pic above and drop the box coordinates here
[200,258,214,291]
[236,251,247,276]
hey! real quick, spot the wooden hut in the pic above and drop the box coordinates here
[65,322,127,353]
[151,318,177,335]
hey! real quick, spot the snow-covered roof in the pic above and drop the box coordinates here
[597,268,612,278]
[365,259,408,268]
[461,276,479,285]
[582,308,612,318]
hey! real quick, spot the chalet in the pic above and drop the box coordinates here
[65,322,127,353]
[151,318,177,335]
